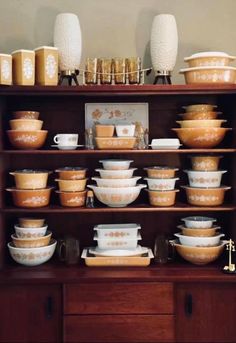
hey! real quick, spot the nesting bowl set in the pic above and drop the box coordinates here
[8,217,57,266]
[173,216,226,265]
[7,111,48,149]
[88,159,146,207]
[95,124,136,149]
[180,51,236,84]
[173,103,232,149]
[144,166,179,206]
[55,167,88,207]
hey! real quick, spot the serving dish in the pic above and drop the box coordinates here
[172,239,226,265]
[9,119,43,131]
[92,176,141,188]
[184,52,236,68]
[144,166,178,179]
[95,124,115,137]
[190,155,222,171]
[7,130,48,149]
[95,137,136,150]
[82,248,153,267]
[56,190,87,207]
[149,138,181,150]
[55,167,87,180]
[184,169,227,188]
[182,186,231,206]
[178,225,220,237]
[89,245,148,256]
[94,223,141,239]
[95,168,137,179]
[180,66,236,84]
[144,177,179,190]
[172,127,231,148]
[174,232,224,247]
[18,217,45,228]
[181,216,216,228]
[176,119,226,128]
[6,187,53,208]
[115,124,135,137]
[94,233,141,250]
[55,178,87,192]
[11,231,52,248]
[14,224,48,238]
[10,169,51,189]
[8,239,57,266]
[87,184,146,207]
[147,189,179,206]
[99,159,133,170]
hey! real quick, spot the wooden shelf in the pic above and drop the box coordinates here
[1,84,236,96]
[2,148,236,155]
[3,203,236,213]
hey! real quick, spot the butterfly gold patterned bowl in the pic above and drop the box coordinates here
[6,187,53,208]
[18,217,45,228]
[95,137,136,150]
[178,111,220,120]
[179,66,236,84]
[182,185,231,206]
[7,130,48,149]
[190,155,222,171]
[9,169,51,189]
[176,119,226,128]
[55,167,87,180]
[184,52,236,68]
[12,111,40,120]
[172,128,231,148]
[9,119,43,131]
[184,170,227,188]
[11,231,52,248]
[144,177,179,191]
[56,190,87,207]
[177,225,220,237]
[8,239,57,266]
[14,224,48,238]
[147,189,179,207]
[95,124,115,137]
[55,178,87,192]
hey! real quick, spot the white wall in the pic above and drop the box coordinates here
[0,0,236,83]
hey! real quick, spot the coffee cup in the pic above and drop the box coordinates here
[53,133,79,147]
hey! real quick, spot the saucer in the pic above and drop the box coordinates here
[51,145,84,150]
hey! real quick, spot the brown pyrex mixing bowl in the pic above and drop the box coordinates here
[12,111,40,119]
[6,187,53,208]
[172,128,231,148]
[178,225,220,237]
[178,111,221,120]
[144,166,178,179]
[55,167,87,180]
[56,190,87,207]
[11,231,52,248]
[176,120,226,128]
[7,130,48,149]
[18,218,45,228]
[183,104,217,112]
[9,119,43,131]
[147,189,179,207]
[10,169,51,189]
[55,178,87,192]
[179,66,236,84]
[182,185,231,206]
[190,155,222,171]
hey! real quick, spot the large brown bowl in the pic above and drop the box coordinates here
[11,231,52,248]
[178,225,220,237]
[182,185,231,206]
[172,128,231,148]
[56,190,87,207]
[7,130,48,149]
[147,189,179,207]
[10,169,51,189]
[6,187,53,208]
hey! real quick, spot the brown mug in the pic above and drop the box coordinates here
[57,236,80,265]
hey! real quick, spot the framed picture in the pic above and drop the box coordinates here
[85,103,149,131]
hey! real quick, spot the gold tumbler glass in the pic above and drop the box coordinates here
[85,58,98,84]
[126,57,141,84]
[99,58,112,84]
[113,58,126,84]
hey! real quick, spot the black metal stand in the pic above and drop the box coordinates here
[58,70,80,86]
[154,74,172,85]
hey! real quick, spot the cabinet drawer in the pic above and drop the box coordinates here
[64,282,174,314]
[64,314,175,342]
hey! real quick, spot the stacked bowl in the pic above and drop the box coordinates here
[7,111,48,149]
[182,155,231,206]
[173,216,226,265]
[6,169,53,208]
[173,103,232,148]
[180,51,236,84]
[144,166,179,206]
[8,217,57,266]
[88,223,149,258]
[88,159,146,207]
[55,167,88,207]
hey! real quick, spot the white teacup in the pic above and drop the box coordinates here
[53,134,79,148]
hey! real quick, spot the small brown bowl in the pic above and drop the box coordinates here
[147,189,179,206]
[11,231,52,248]
[56,190,87,207]
[178,111,221,120]
[178,225,220,237]
[55,178,87,192]
[7,130,48,149]
[55,167,87,180]
[144,166,178,179]
[183,104,217,112]
[6,187,53,208]
[10,169,51,189]
[182,185,231,206]
[9,119,43,131]
[190,155,222,171]
[95,125,115,137]
[12,111,40,120]
[18,217,45,228]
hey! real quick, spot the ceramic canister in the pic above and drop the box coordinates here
[34,46,58,85]
[12,49,35,85]
[0,54,12,85]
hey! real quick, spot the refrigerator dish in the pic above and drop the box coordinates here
[88,245,149,257]
[149,138,181,150]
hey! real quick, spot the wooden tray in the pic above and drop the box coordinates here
[82,248,154,267]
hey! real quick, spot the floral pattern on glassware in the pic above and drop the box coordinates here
[189,195,219,202]
[104,232,130,238]
[23,58,33,79]
[189,177,219,184]
[193,161,216,169]
[46,54,57,78]
[1,59,10,80]
[14,135,38,143]
[12,251,51,261]
[22,196,47,205]
[67,197,84,204]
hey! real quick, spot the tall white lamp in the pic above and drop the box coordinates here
[54,13,82,85]
[150,14,178,84]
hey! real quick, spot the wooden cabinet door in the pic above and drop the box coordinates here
[176,283,236,343]
[0,284,62,343]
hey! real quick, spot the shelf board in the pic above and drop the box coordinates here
[2,148,236,155]
[3,203,236,213]
[1,84,236,96]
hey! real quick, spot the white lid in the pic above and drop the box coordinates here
[150,138,180,146]
[93,233,142,241]
[184,51,236,61]
[12,49,35,55]
[34,46,58,51]
[94,223,141,230]
[0,53,12,57]
[180,66,236,73]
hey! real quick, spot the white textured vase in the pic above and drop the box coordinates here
[53,13,82,71]
[150,14,178,73]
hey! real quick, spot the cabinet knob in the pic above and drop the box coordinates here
[185,293,193,317]
[45,296,54,319]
